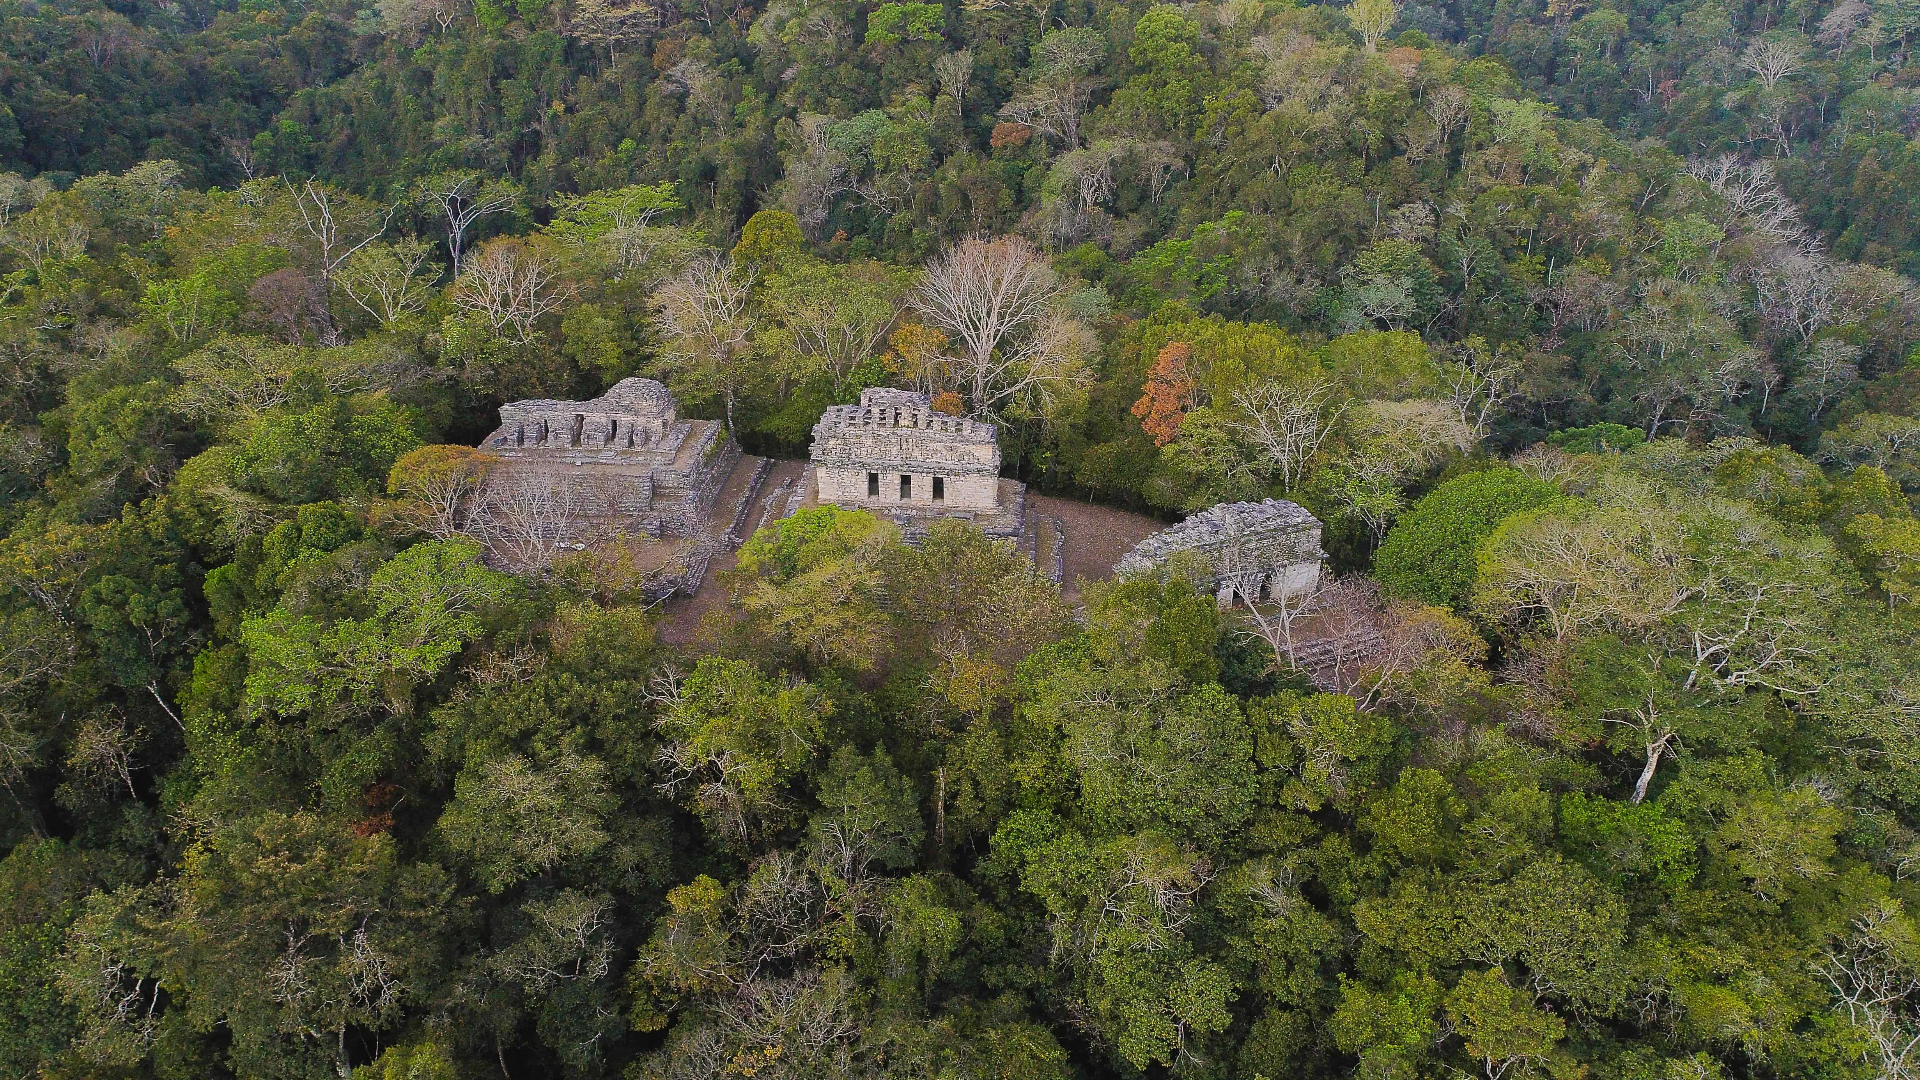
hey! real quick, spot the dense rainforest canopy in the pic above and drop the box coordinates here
[3,0,1920,1075]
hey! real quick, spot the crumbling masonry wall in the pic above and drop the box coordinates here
[810,389,1001,513]
[477,378,736,540]
[1116,499,1326,606]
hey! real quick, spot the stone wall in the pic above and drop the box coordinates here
[809,388,1002,512]
[475,378,736,540]
[1116,499,1326,606]
[485,377,681,460]
[814,466,998,511]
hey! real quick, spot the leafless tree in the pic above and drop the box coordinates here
[1037,141,1126,246]
[1820,902,1920,1080]
[1814,0,1871,54]
[933,48,974,110]
[912,235,1092,417]
[67,709,140,798]
[416,170,522,277]
[472,468,601,575]
[1788,340,1861,423]
[1742,33,1807,89]
[1210,520,1330,673]
[1436,337,1525,439]
[338,237,440,331]
[285,178,396,303]
[651,253,756,431]
[778,115,853,236]
[247,268,332,345]
[1134,139,1189,205]
[1226,377,1347,490]
[454,236,576,344]
[1751,248,1840,345]
[1687,156,1815,252]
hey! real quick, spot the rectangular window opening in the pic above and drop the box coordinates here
[867,472,879,497]
[900,474,912,500]
[932,476,944,502]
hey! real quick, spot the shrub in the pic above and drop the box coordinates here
[1374,467,1562,608]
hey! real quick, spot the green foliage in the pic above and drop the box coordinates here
[1547,423,1647,453]
[1375,467,1563,608]
[8,1,1920,1076]
[864,3,944,47]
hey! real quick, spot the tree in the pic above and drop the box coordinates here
[1132,341,1195,447]
[1474,499,1694,643]
[384,445,498,540]
[1446,968,1567,1080]
[1611,280,1767,437]
[911,236,1091,418]
[736,507,899,670]
[998,29,1107,148]
[338,237,439,331]
[651,254,756,431]
[730,209,806,273]
[0,198,88,274]
[1820,901,1920,1080]
[1375,468,1563,609]
[567,0,660,64]
[1820,413,1920,491]
[241,540,520,719]
[760,260,910,393]
[1348,0,1401,52]
[416,171,522,277]
[60,813,453,1079]
[284,179,395,327]
[170,336,389,430]
[548,182,689,284]
[652,658,831,844]
[1311,399,1472,542]
[439,748,614,892]
[1225,377,1347,490]
[1848,513,1920,609]
[452,236,575,345]
[1742,33,1807,89]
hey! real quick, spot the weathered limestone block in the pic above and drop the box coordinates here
[1116,499,1326,607]
[475,378,735,540]
[809,388,1002,512]
[488,378,682,460]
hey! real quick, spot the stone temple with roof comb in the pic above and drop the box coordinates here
[800,387,1028,539]
[479,377,739,538]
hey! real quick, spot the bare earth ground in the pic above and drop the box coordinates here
[658,456,807,646]
[1027,492,1166,603]
[657,462,1170,643]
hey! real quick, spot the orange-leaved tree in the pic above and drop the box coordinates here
[1131,341,1195,446]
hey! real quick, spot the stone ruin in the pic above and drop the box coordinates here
[805,387,1026,538]
[1116,499,1325,607]
[479,377,739,540]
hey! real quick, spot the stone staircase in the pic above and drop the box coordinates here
[723,457,774,547]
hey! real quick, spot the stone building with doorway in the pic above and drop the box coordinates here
[478,377,738,538]
[805,387,1025,537]
[1116,499,1325,607]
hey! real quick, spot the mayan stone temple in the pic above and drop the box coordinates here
[480,377,738,538]
[805,387,1027,538]
[1116,499,1326,607]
